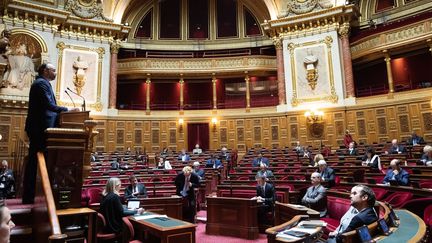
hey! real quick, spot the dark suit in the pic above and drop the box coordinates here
[175,172,200,223]
[256,183,276,226]
[100,192,137,234]
[252,157,270,167]
[408,135,424,146]
[124,183,147,199]
[388,145,406,154]
[382,169,410,186]
[206,159,223,169]
[23,76,68,203]
[346,148,358,156]
[301,184,327,217]
[320,167,336,187]
[335,207,377,243]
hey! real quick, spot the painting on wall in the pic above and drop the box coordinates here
[56,42,104,111]
[287,36,338,107]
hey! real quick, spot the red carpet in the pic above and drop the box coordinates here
[195,210,267,243]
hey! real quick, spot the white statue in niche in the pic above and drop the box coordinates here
[303,49,318,90]
[2,43,35,90]
[72,55,89,95]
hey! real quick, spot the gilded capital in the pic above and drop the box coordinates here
[273,37,283,50]
[338,23,350,38]
[110,40,121,54]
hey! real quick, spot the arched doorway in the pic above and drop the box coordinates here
[187,123,209,151]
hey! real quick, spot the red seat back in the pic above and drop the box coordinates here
[88,187,103,205]
[384,192,413,208]
[371,188,388,201]
[326,196,351,220]
[424,205,432,227]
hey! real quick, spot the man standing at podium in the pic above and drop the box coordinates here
[252,174,275,231]
[22,63,77,204]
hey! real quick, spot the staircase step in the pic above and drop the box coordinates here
[10,225,33,243]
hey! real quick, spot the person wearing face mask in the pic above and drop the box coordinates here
[0,200,15,243]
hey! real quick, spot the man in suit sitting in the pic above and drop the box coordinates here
[178,149,191,163]
[175,166,200,223]
[327,185,377,243]
[421,145,432,166]
[385,139,406,154]
[193,161,205,181]
[301,172,327,217]
[206,154,223,169]
[317,160,336,187]
[256,163,274,180]
[124,175,147,199]
[407,131,425,146]
[252,174,276,231]
[252,152,270,167]
[346,142,358,156]
[382,159,410,186]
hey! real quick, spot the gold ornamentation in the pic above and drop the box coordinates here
[64,0,113,22]
[110,39,121,54]
[273,37,283,49]
[338,23,350,38]
[56,42,104,111]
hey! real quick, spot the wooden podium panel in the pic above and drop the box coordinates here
[274,202,320,225]
[206,197,259,240]
[59,111,90,128]
[133,197,183,219]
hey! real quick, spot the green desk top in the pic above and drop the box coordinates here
[133,212,188,228]
[378,209,424,243]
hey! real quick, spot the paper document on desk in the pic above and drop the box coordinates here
[298,220,327,227]
[133,214,168,220]
[287,204,306,209]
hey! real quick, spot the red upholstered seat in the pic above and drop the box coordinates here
[87,187,103,206]
[81,189,89,207]
[122,217,143,243]
[383,192,413,208]
[96,213,118,241]
[324,196,351,231]
[424,205,432,227]
[420,181,432,189]
[371,188,388,201]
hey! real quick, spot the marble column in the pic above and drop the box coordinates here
[179,76,184,111]
[109,40,120,109]
[338,23,355,98]
[212,74,217,109]
[383,50,395,96]
[274,37,286,105]
[145,75,151,114]
[245,72,250,111]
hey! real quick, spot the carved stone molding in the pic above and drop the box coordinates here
[64,0,113,22]
[338,23,350,38]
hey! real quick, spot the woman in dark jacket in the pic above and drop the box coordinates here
[100,177,144,234]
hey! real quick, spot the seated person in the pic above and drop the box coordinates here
[110,160,120,170]
[327,185,377,243]
[313,154,324,167]
[320,144,331,157]
[157,157,172,170]
[362,147,381,170]
[160,147,170,158]
[256,163,274,179]
[0,160,15,199]
[317,160,335,187]
[382,159,410,186]
[178,149,191,163]
[124,175,147,199]
[252,152,270,167]
[407,131,424,146]
[219,146,230,161]
[301,172,327,217]
[385,139,406,154]
[100,178,144,235]
[294,141,304,156]
[343,130,355,148]
[192,144,202,155]
[421,145,432,166]
[346,142,358,156]
[252,174,276,227]
[206,154,223,169]
[193,161,205,181]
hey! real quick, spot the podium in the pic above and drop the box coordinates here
[45,111,97,208]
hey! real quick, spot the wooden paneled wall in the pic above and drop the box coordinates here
[1,99,431,156]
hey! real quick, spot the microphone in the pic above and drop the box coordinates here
[64,90,76,108]
[67,87,86,111]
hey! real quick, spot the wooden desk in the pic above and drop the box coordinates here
[56,207,96,243]
[133,196,182,219]
[206,196,259,239]
[129,213,196,243]
[274,202,320,225]
[266,215,322,243]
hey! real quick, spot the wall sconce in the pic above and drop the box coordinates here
[211,117,217,131]
[304,109,324,123]
[178,118,184,132]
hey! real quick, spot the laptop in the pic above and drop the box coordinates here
[356,225,373,243]
[127,200,140,210]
